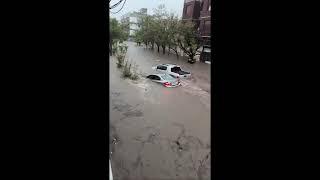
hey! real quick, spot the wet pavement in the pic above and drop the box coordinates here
[110,42,211,180]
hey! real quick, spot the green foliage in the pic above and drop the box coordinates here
[116,54,125,68]
[120,59,139,80]
[176,21,202,63]
[133,4,202,62]
[115,43,128,68]
[122,60,132,78]
[110,18,129,44]
[130,63,139,80]
[110,18,121,40]
[118,43,128,54]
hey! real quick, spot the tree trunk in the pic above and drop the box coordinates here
[162,46,165,54]
[151,42,154,50]
[157,45,160,53]
[188,53,196,64]
[168,45,170,55]
[175,49,179,59]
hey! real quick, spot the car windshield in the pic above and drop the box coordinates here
[161,74,175,81]
[171,67,182,72]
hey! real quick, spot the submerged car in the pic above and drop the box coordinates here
[146,73,181,87]
[152,64,191,79]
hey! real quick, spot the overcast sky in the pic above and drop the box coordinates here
[110,0,184,20]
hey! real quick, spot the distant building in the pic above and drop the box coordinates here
[129,17,138,37]
[121,8,148,40]
[139,8,147,15]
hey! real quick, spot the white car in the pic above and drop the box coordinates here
[152,64,191,79]
[147,73,181,87]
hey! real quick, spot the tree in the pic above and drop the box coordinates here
[110,18,128,55]
[137,15,156,49]
[166,13,180,58]
[176,21,202,63]
[110,18,121,55]
[153,4,168,54]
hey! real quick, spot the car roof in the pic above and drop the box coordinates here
[149,73,166,76]
[159,64,179,67]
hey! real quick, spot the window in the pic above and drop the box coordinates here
[186,5,193,17]
[157,66,167,70]
[147,75,155,79]
[154,75,161,80]
[171,67,182,73]
[161,74,175,81]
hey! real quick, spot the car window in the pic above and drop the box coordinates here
[147,75,155,79]
[154,75,161,80]
[161,74,175,81]
[171,67,181,73]
[157,66,167,70]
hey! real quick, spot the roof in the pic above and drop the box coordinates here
[161,64,179,67]
[150,73,166,76]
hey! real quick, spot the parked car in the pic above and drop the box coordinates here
[152,64,191,79]
[146,73,181,87]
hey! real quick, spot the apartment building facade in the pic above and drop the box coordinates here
[121,8,147,40]
[183,0,211,42]
[182,0,212,62]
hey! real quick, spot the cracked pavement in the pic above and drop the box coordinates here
[110,42,211,180]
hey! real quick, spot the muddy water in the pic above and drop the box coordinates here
[110,42,211,180]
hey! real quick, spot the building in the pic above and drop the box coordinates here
[182,0,201,28]
[182,0,211,44]
[199,0,211,45]
[182,0,212,63]
[121,8,147,40]
[139,8,147,15]
[129,17,138,37]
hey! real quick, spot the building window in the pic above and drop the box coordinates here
[186,5,193,17]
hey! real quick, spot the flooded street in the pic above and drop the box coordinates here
[110,42,211,180]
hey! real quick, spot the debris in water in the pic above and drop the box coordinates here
[175,141,183,151]
[112,138,118,145]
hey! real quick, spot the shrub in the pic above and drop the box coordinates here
[122,60,132,78]
[130,63,139,80]
[116,54,125,68]
[118,43,128,54]
[112,46,118,54]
